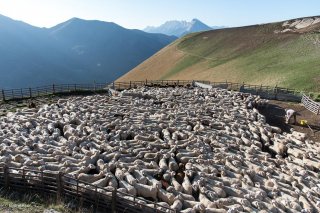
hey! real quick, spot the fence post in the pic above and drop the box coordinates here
[53,84,55,94]
[4,165,9,190]
[2,90,5,101]
[22,168,26,193]
[56,172,63,202]
[145,79,148,85]
[112,188,116,213]
[130,81,132,89]
[41,170,45,198]
[94,185,98,213]
[274,85,278,100]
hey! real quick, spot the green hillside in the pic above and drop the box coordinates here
[119,16,320,92]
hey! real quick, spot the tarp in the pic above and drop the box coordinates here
[194,82,213,89]
[108,88,119,96]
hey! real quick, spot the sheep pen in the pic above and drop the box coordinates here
[0,86,319,213]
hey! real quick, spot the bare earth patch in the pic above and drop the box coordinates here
[259,100,320,142]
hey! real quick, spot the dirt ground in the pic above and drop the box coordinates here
[259,100,320,142]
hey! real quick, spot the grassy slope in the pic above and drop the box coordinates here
[118,20,320,92]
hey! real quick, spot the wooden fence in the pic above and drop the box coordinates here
[0,83,109,102]
[0,166,175,213]
[302,94,320,115]
[111,80,304,102]
[0,79,314,106]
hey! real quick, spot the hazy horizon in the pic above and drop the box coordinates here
[0,0,319,29]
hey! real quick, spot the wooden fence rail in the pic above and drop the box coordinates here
[0,166,175,213]
[302,94,320,115]
[0,83,109,102]
[1,80,317,113]
[111,80,304,102]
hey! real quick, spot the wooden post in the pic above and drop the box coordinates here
[274,85,278,100]
[79,178,83,211]
[74,84,77,91]
[129,81,132,89]
[41,171,44,198]
[20,88,23,98]
[111,188,116,213]
[94,185,98,213]
[4,165,9,190]
[145,79,148,85]
[76,179,79,196]
[53,84,55,94]
[22,168,26,193]
[11,90,14,99]
[2,90,5,101]
[76,179,80,208]
[29,88,32,98]
[56,172,63,202]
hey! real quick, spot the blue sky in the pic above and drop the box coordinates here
[0,0,319,29]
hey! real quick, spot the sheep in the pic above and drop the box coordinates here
[170,173,183,192]
[157,188,175,205]
[168,156,179,171]
[77,171,104,183]
[1,86,319,212]
[92,177,109,187]
[199,192,217,208]
[171,199,183,211]
[167,186,196,201]
[144,173,162,189]
[131,169,148,185]
[134,182,158,201]
[182,174,193,195]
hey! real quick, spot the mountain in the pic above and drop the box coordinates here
[0,15,176,89]
[119,16,320,92]
[144,19,214,37]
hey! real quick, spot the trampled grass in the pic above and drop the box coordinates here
[0,190,70,213]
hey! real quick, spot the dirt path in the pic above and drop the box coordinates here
[259,100,320,142]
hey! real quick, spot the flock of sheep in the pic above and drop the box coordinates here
[0,85,319,213]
